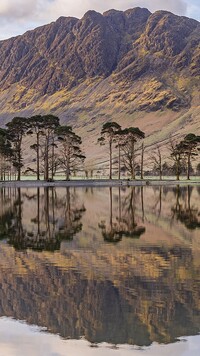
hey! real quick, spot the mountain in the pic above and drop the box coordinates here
[0,8,199,163]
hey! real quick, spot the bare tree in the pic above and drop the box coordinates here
[151,144,162,180]
[56,126,85,180]
[140,143,145,180]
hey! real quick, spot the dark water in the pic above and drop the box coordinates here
[0,185,199,355]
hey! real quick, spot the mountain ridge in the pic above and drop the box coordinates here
[0,7,199,164]
[0,7,199,98]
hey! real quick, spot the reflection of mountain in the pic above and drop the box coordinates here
[0,243,199,346]
[0,187,86,251]
[0,186,200,346]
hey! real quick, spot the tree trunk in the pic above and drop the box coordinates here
[44,133,49,181]
[66,144,70,180]
[17,146,21,181]
[131,141,135,180]
[176,161,180,181]
[159,168,162,180]
[141,143,144,180]
[187,152,191,180]
[158,148,162,180]
[36,132,40,180]
[109,139,112,180]
[17,170,20,181]
[17,155,21,181]
[118,144,121,180]
[0,157,2,181]
[51,135,55,180]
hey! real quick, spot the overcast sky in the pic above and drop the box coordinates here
[0,0,199,40]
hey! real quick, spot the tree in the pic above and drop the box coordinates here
[169,139,185,180]
[114,128,126,180]
[151,145,163,180]
[162,162,172,176]
[56,126,85,180]
[181,134,200,180]
[0,128,13,180]
[121,127,145,179]
[42,115,60,181]
[6,117,28,181]
[98,122,121,180]
[197,162,200,176]
[140,143,145,180]
[27,115,46,180]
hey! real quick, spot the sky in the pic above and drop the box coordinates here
[0,0,199,40]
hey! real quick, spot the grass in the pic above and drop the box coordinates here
[2,175,200,183]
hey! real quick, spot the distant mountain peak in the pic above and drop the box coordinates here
[0,7,199,118]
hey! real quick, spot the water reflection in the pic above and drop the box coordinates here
[171,185,200,230]
[0,185,199,349]
[98,187,146,243]
[0,187,86,251]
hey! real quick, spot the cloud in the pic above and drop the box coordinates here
[0,0,199,39]
[0,0,38,19]
[185,0,200,20]
[0,0,188,20]
[47,0,188,18]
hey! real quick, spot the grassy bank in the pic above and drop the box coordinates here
[0,178,200,188]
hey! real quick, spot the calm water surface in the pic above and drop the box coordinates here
[0,185,199,355]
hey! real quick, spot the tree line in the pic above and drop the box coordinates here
[0,115,85,181]
[0,116,199,181]
[98,122,200,181]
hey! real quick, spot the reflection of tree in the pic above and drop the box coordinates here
[56,187,86,240]
[0,188,16,239]
[152,186,162,218]
[141,186,145,222]
[99,187,123,243]
[7,188,59,251]
[0,211,14,240]
[119,187,146,238]
[99,187,145,242]
[0,186,200,347]
[0,187,86,251]
[171,185,200,230]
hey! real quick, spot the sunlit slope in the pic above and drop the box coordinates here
[0,8,199,165]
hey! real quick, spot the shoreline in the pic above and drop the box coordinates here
[0,179,200,188]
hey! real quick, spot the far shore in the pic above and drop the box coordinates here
[0,178,200,188]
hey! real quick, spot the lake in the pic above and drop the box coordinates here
[0,185,199,355]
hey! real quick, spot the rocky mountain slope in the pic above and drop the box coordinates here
[0,7,199,165]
